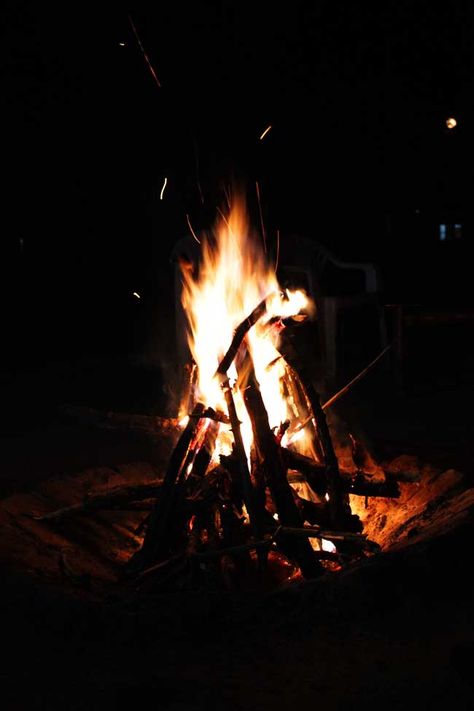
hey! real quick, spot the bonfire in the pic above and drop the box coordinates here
[124,195,399,586]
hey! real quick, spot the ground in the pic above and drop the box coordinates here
[1,318,473,710]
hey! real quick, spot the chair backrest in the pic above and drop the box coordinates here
[276,234,381,297]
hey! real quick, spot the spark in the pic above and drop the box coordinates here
[216,206,232,232]
[160,177,168,200]
[446,117,457,130]
[259,125,272,140]
[132,292,141,299]
[186,214,201,244]
[119,42,126,47]
[255,181,267,253]
[128,14,162,89]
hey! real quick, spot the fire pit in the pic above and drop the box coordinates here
[2,197,473,599]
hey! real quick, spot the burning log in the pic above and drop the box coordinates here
[127,402,205,573]
[222,378,265,543]
[284,451,401,499]
[283,354,350,529]
[241,353,324,579]
[215,295,272,378]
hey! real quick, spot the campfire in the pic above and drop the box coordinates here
[2,194,472,599]
[123,195,401,586]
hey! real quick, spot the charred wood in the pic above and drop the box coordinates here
[242,354,323,579]
[127,403,205,573]
[31,483,163,521]
[215,295,272,378]
[282,353,349,528]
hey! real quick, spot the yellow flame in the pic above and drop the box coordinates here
[180,195,311,455]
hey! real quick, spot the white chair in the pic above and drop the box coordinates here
[276,234,388,381]
[170,233,388,382]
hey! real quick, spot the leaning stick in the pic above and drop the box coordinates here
[127,402,205,573]
[290,344,392,436]
[215,294,275,377]
[322,344,392,410]
[31,483,163,521]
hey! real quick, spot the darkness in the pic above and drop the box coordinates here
[2,0,473,369]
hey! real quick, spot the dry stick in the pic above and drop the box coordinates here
[285,358,348,529]
[242,352,323,579]
[222,379,263,542]
[273,525,367,543]
[283,449,400,499]
[215,295,274,378]
[127,402,205,573]
[32,483,163,521]
[293,345,392,434]
[323,345,391,410]
[30,490,161,521]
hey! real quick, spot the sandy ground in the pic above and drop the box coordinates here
[1,348,473,710]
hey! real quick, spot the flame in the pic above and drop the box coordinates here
[180,195,311,455]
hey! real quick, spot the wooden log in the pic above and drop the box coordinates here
[222,379,265,543]
[189,407,230,425]
[31,483,163,521]
[282,448,327,494]
[215,295,273,378]
[188,419,220,480]
[127,402,205,573]
[284,450,401,498]
[241,353,323,579]
[284,356,349,528]
[272,524,367,543]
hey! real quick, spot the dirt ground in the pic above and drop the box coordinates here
[1,340,473,710]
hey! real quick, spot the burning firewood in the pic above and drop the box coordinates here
[37,196,410,592]
[241,353,324,578]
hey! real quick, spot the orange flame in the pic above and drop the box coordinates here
[180,195,312,456]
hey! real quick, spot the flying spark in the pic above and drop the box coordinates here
[128,14,162,89]
[132,292,141,299]
[160,177,168,200]
[259,125,272,140]
[186,214,201,244]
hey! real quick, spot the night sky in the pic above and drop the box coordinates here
[2,1,473,367]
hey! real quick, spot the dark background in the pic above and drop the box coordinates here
[2,0,473,369]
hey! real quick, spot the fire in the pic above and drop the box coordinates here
[180,195,312,457]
